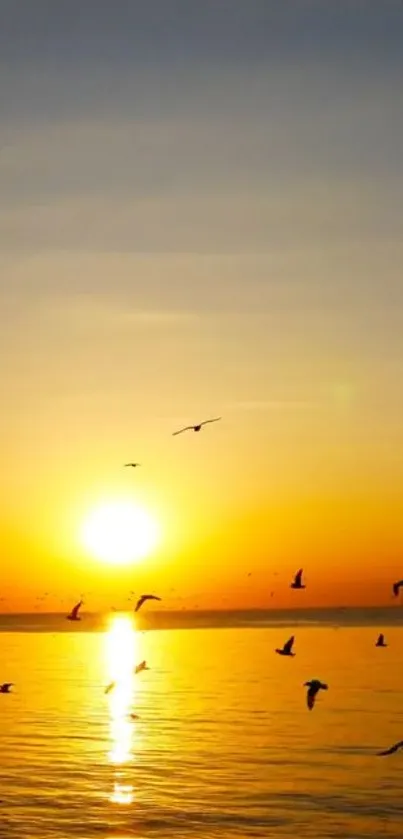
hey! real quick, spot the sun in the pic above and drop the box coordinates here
[81,500,159,565]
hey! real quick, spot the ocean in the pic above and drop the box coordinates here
[1,608,403,838]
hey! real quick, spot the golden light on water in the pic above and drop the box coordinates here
[105,613,139,804]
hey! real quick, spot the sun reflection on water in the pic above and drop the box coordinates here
[105,613,139,804]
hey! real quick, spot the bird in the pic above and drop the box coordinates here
[0,683,13,693]
[392,579,403,597]
[172,418,221,436]
[304,679,328,710]
[66,600,82,621]
[275,636,295,656]
[124,463,141,468]
[129,713,140,720]
[134,660,149,674]
[104,681,115,694]
[291,569,305,590]
[134,594,161,613]
[377,740,403,756]
[376,633,387,647]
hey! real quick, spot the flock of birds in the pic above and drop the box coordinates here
[3,418,403,756]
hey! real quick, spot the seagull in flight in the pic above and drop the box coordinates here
[124,463,141,468]
[376,633,387,647]
[66,600,82,621]
[304,679,328,710]
[0,683,13,694]
[377,740,403,756]
[172,418,221,436]
[134,594,161,613]
[291,569,305,590]
[275,636,295,656]
[134,660,149,674]
[392,579,403,597]
[104,681,116,695]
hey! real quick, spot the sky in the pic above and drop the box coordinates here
[1,0,403,612]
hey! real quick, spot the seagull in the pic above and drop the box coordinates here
[376,633,387,647]
[124,463,141,468]
[172,418,221,436]
[275,636,295,656]
[104,681,116,694]
[134,594,161,613]
[0,683,13,693]
[291,569,305,590]
[304,679,328,710]
[134,660,149,674]
[377,740,403,756]
[66,600,82,621]
[392,579,403,597]
[129,713,140,720]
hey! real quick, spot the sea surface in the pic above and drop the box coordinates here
[1,608,403,838]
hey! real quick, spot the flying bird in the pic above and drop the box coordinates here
[124,463,141,468]
[134,594,161,613]
[376,633,387,647]
[0,683,13,694]
[172,418,221,436]
[134,660,149,674]
[304,679,328,710]
[392,579,403,597]
[377,740,403,756]
[104,681,116,695]
[291,569,305,590]
[66,600,82,621]
[275,636,295,656]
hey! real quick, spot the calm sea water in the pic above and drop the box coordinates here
[1,609,403,838]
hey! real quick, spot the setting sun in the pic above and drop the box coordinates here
[81,501,159,565]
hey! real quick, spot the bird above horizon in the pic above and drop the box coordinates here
[66,600,82,621]
[392,579,403,597]
[124,463,141,468]
[376,633,387,647]
[134,594,161,613]
[0,683,13,693]
[377,740,403,756]
[172,417,221,436]
[304,679,328,710]
[134,660,149,674]
[275,636,295,656]
[291,569,305,590]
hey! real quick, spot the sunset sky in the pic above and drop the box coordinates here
[1,1,403,611]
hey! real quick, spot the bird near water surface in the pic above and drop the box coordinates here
[377,740,403,756]
[290,569,305,590]
[304,680,328,710]
[134,594,161,613]
[275,636,295,656]
[0,683,13,694]
[66,600,82,621]
[376,633,387,647]
[392,579,403,597]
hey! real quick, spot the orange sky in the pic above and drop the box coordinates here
[1,5,403,611]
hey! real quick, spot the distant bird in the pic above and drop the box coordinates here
[134,660,149,674]
[172,418,221,436]
[304,679,328,710]
[291,569,305,590]
[104,681,115,694]
[376,633,387,647]
[0,683,13,693]
[66,600,82,621]
[275,636,295,656]
[129,713,139,720]
[124,463,141,468]
[392,579,403,597]
[377,740,403,756]
[134,594,161,613]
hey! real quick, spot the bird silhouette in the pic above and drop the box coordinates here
[291,569,305,590]
[376,633,387,647]
[377,740,403,756]
[134,660,149,674]
[0,683,13,693]
[66,600,82,621]
[172,418,221,436]
[304,679,328,710]
[104,681,115,694]
[124,463,141,468]
[392,579,403,597]
[134,594,161,613]
[275,636,295,656]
